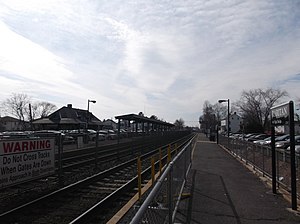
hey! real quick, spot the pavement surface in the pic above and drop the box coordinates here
[175,134,300,224]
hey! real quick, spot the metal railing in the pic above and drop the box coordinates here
[130,136,196,224]
[218,135,300,197]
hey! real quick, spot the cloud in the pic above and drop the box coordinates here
[0,0,300,126]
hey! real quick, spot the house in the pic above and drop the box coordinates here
[220,112,243,134]
[0,116,23,131]
[33,104,103,130]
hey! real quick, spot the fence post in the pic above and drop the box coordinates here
[159,147,162,174]
[58,133,63,186]
[137,157,142,201]
[245,141,248,165]
[276,150,279,188]
[168,162,173,224]
[168,144,171,163]
[253,144,256,171]
[262,145,265,177]
[151,156,155,185]
[240,140,243,161]
[184,145,187,178]
[271,126,277,194]
[95,131,99,168]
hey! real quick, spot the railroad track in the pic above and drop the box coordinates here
[0,132,188,210]
[0,133,194,224]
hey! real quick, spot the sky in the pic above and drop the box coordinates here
[0,0,300,127]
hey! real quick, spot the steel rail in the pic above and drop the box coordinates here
[70,134,196,224]
[0,134,193,223]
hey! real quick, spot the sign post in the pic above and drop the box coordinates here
[288,101,297,211]
[270,126,276,194]
[271,101,297,210]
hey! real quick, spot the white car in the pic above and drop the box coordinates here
[99,130,117,140]
[253,137,271,145]
[86,129,106,141]
[69,129,102,141]
[96,132,106,141]
[286,145,300,154]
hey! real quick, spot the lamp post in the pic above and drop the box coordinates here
[218,99,230,147]
[86,99,96,129]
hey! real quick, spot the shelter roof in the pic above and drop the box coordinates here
[115,113,174,127]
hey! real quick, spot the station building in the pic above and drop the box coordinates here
[32,104,103,130]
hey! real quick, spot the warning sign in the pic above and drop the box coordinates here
[0,139,55,189]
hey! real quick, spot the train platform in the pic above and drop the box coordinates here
[175,134,300,224]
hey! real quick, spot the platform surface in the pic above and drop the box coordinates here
[175,134,300,224]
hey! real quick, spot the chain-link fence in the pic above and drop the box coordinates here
[218,135,300,198]
[130,136,195,224]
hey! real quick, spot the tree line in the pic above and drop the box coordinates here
[1,93,57,129]
[199,87,299,133]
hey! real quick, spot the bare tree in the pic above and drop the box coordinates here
[174,118,185,129]
[236,88,288,132]
[2,93,58,130]
[199,101,218,132]
[32,101,57,119]
[295,97,300,122]
[212,102,227,123]
[3,93,31,129]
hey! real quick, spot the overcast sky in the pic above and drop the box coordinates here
[1,0,300,126]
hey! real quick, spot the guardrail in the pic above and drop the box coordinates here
[130,135,196,224]
[218,135,300,198]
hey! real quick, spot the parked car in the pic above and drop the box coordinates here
[69,129,101,141]
[275,134,290,142]
[119,129,128,138]
[34,130,75,144]
[244,133,262,141]
[286,145,300,153]
[96,131,106,141]
[99,130,117,140]
[253,136,271,145]
[247,134,270,142]
[0,131,38,140]
[276,135,300,149]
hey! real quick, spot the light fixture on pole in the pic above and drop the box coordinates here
[218,99,230,142]
[87,99,96,129]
